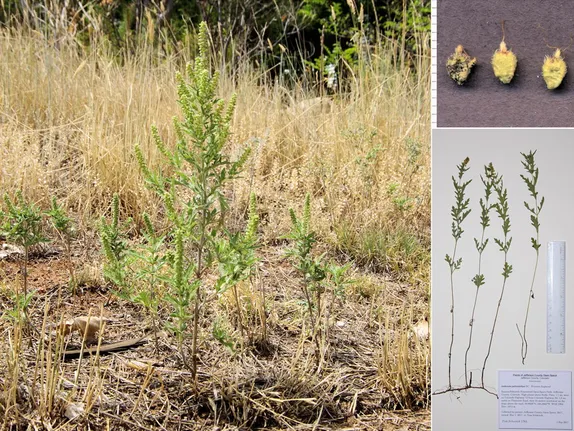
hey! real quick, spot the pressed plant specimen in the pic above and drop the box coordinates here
[480,163,512,394]
[516,150,544,364]
[443,157,472,390]
[464,164,496,387]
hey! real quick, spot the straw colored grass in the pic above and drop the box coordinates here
[0,24,430,430]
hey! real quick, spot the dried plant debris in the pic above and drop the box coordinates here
[542,49,567,90]
[492,23,517,84]
[446,45,477,85]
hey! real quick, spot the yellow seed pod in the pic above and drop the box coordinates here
[446,45,477,85]
[492,41,517,84]
[542,49,567,90]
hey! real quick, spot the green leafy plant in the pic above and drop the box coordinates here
[285,193,327,366]
[100,193,131,289]
[163,228,197,366]
[443,157,471,390]
[134,21,250,379]
[481,164,512,392]
[212,317,236,353]
[323,261,354,345]
[128,213,167,353]
[1,191,49,304]
[463,164,495,387]
[47,197,78,294]
[516,150,544,365]
[214,192,260,345]
[2,290,35,323]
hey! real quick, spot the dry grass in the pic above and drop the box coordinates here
[0,26,430,283]
[0,22,430,430]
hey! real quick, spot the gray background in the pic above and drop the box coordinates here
[432,129,574,429]
[437,1,574,127]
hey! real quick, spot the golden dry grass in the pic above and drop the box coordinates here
[0,26,429,282]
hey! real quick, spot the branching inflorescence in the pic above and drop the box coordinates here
[516,150,544,364]
[444,157,472,390]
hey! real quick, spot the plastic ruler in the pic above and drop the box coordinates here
[547,241,566,354]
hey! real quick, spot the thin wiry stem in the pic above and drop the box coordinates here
[481,167,512,389]
[516,150,543,365]
[445,157,472,390]
[448,241,457,389]
[464,167,494,387]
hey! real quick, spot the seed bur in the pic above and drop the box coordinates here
[542,48,567,90]
[492,21,517,84]
[447,45,477,85]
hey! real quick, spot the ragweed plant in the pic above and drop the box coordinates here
[481,165,512,392]
[99,193,131,289]
[285,193,327,367]
[1,191,49,302]
[47,196,77,294]
[164,228,197,366]
[516,150,544,365]
[214,192,260,346]
[464,164,495,387]
[128,213,166,353]
[444,157,471,390]
[134,21,250,379]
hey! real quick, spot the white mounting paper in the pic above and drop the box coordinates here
[498,370,572,430]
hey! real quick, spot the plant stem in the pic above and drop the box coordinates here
[465,168,493,387]
[481,275,508,387]
[446,157,471,390]
[302,282,320,367]
[465,246,482,386]
[23,245,28,298]
[481,171,511,388]
[518,252,539,364]
[447,241,457,389]
[517,150,543,365]
[192,218,206,385]
[232,284,245,346]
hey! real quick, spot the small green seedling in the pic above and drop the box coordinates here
[100,193,131,289]
[542,48,567,90]
[492,22,517,84]
[447,45,477,85]
[47,197,78,293]
[285,193,327,367]
[1,191,49,299]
